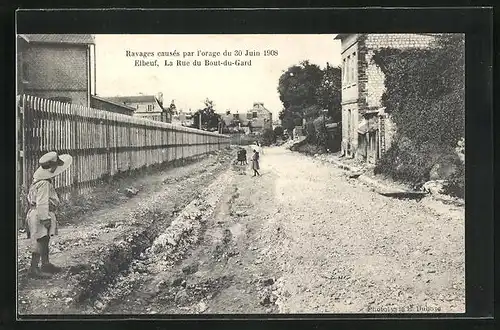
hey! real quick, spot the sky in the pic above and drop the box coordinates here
[94,34,341,118]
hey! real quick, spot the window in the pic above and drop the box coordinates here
[342,58,346,84]
[351,52,356,83]
[147,104,153,111]
[346,56,350,84]
[253,112,258,118]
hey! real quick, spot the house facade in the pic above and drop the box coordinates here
[172,110,195,127]
[219,112,236,127]
[246,102,273,134]
[335,33,440,163]
[105,93,171,123]
[216,104,272,134]
[231,112,250,127]
[17,34,96,107]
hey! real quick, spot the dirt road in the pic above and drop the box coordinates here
[98,146,465,314]
[17,151,234,315]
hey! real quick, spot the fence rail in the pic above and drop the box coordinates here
[18,95,230,199]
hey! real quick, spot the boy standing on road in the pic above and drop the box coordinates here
[25,151,72,279]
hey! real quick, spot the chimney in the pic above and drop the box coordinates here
[156,92,164,106]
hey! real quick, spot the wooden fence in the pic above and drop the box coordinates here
[18,95,230,200]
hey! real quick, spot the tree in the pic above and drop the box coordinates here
[279,106,302,134]
[168,100,177,114]
[315,63,342,122]
[303,104,323,121]
[277,60,342,148]
[274,126,284,137]
[261,128,276,146]
[247,121,253,133]
[191,98,222,130]
[277,60,324,132]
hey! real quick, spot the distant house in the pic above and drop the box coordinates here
[219,112,235,127]
[172,110,195,127]
[232,112,250,127]
[335,33,441,164]
[16,34,96,107]
[90,95,135,116]
[272,119,282,129]
[105,93,171,123]
[246,102,273,133]
[292,126,304,139]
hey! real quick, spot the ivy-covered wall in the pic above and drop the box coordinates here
[371,34,465,196]
[360,33,439,112]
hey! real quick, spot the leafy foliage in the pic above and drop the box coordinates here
[304,120,317,144]
[442,161,465,198]
[261,128,277,146]
[273,126,284,137]
[374,137,459,185]
[372,34,465,193]
[278,60,324,110]
[167,100,177,114]
[372,34,465,147]
[277,60,342,150]
[315,63,342,122]
[313,116,328,148]
[191,98,222,130]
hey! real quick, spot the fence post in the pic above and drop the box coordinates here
[70,103,78,197]
[106,112,112,183]
[144,125,147,169]
[17,95,24,230]
[128,119,132,172]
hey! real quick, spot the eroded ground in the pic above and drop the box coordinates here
[18,146,465,315]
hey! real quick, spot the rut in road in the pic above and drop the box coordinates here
[100,163,284,314]
[88,146,464,314]
[17,151,235,315]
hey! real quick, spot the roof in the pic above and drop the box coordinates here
[105,94,168,113]
[91,95,136,112]
[248,105,271,114]
[18,34,95,45]
[105,95,158,104]
[334,34,350,40]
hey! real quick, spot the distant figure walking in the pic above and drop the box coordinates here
[25,151,72,279]
[241,148,248,165]
[251,149,260,177]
